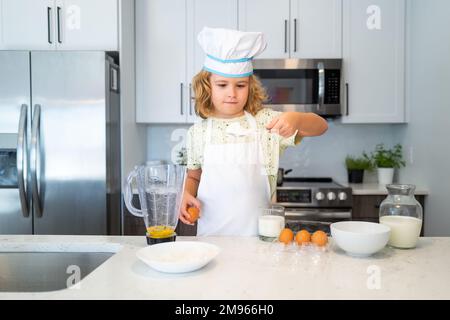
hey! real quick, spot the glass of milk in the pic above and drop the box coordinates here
[379,184,423,249]
[258,205,285,242]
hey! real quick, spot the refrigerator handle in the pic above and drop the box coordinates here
[17,104,30,218]
[31,104,43,218]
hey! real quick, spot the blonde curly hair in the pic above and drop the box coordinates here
[191,70,269,119]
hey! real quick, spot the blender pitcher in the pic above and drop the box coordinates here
[124,164,186,245]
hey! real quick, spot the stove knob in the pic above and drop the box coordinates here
[338,192,348,201]
[327,192,336,201]
[315,192,325,201]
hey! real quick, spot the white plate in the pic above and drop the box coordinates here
[136,241,221,273]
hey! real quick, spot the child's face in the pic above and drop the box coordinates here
[209,73,249,118]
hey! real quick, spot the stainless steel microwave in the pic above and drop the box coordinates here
[253,59,342,117]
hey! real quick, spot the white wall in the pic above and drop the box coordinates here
[280,121,403,184]
[398,0,450,236]
[147,120,403,184]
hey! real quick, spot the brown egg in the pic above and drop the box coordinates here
[187,206,200,223]
[311,230,328,247]
[279,228,294,245]
[295,230,311,245]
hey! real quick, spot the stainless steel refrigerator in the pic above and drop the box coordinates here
[0,51,121,235]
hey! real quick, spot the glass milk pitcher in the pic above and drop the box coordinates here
[379,184,423,249]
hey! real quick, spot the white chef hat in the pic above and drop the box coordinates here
[197,27,267,78]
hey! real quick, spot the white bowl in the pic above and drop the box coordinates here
[330,221,391,257]
[136,241,220,273]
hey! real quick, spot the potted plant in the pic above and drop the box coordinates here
[370,143,406,185]
[345,153,373,183]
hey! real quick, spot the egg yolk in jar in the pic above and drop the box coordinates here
[147,225,175,238]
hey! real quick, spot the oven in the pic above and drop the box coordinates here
[253,59,342,118]
[276,177,352,235]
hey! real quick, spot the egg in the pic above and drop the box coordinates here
[295,230,311,245]
[279,228,294,244]
[311,230,328,247]
[187,206,200,223]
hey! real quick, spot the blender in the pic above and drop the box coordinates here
[124,164,186,245]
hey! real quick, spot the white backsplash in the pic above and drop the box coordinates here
[147,119,405,185]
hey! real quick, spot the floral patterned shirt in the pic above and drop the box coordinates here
[186,108,302,198]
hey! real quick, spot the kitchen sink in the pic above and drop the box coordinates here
[0,250,116,292]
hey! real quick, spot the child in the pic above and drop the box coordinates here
[179,27,328,236]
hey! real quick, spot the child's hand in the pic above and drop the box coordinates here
[179,191,202,226]
[265,112,299,138]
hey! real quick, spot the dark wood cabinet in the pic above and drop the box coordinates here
[352,195,425,236]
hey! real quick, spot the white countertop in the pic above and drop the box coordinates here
[344,183,429,196]
[0,235,448,300]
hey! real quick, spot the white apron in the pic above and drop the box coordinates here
[196,111,271,236]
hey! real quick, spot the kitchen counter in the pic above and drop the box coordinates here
[345,183,429,195]
[0,235,448,300]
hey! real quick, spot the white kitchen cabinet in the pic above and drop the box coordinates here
[55,0,118,50]
[0,0,118,50]
[0,0,56,50]
[0,1,3,49]
[186,0,238,123]
[341,0,405,123]
[238,0,290,59]
[136,0,238,124]
[136,0,187,123]
[291,0,342,58]
[238,0,342,59]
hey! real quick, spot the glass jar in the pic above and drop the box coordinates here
[379,184,423,249]
[258,205,285,242]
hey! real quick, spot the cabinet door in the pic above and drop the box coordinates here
[341,0,405,123]
[291,0,342,58]
[186,0,238,123]
[55,0,118,50]
[238,0,290,59]
[0,1,3,49]
[136,0,187,123]
[1,0,56,50]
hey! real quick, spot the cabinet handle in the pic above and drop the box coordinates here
[345,83,349,116]
[284,19,288,53]
[57,6,62,44]
[294,18,297,52]
[180,83,184,115]
[189,83,193,116]
[47,7,52,44]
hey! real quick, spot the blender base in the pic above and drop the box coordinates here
[146,234,177,245]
